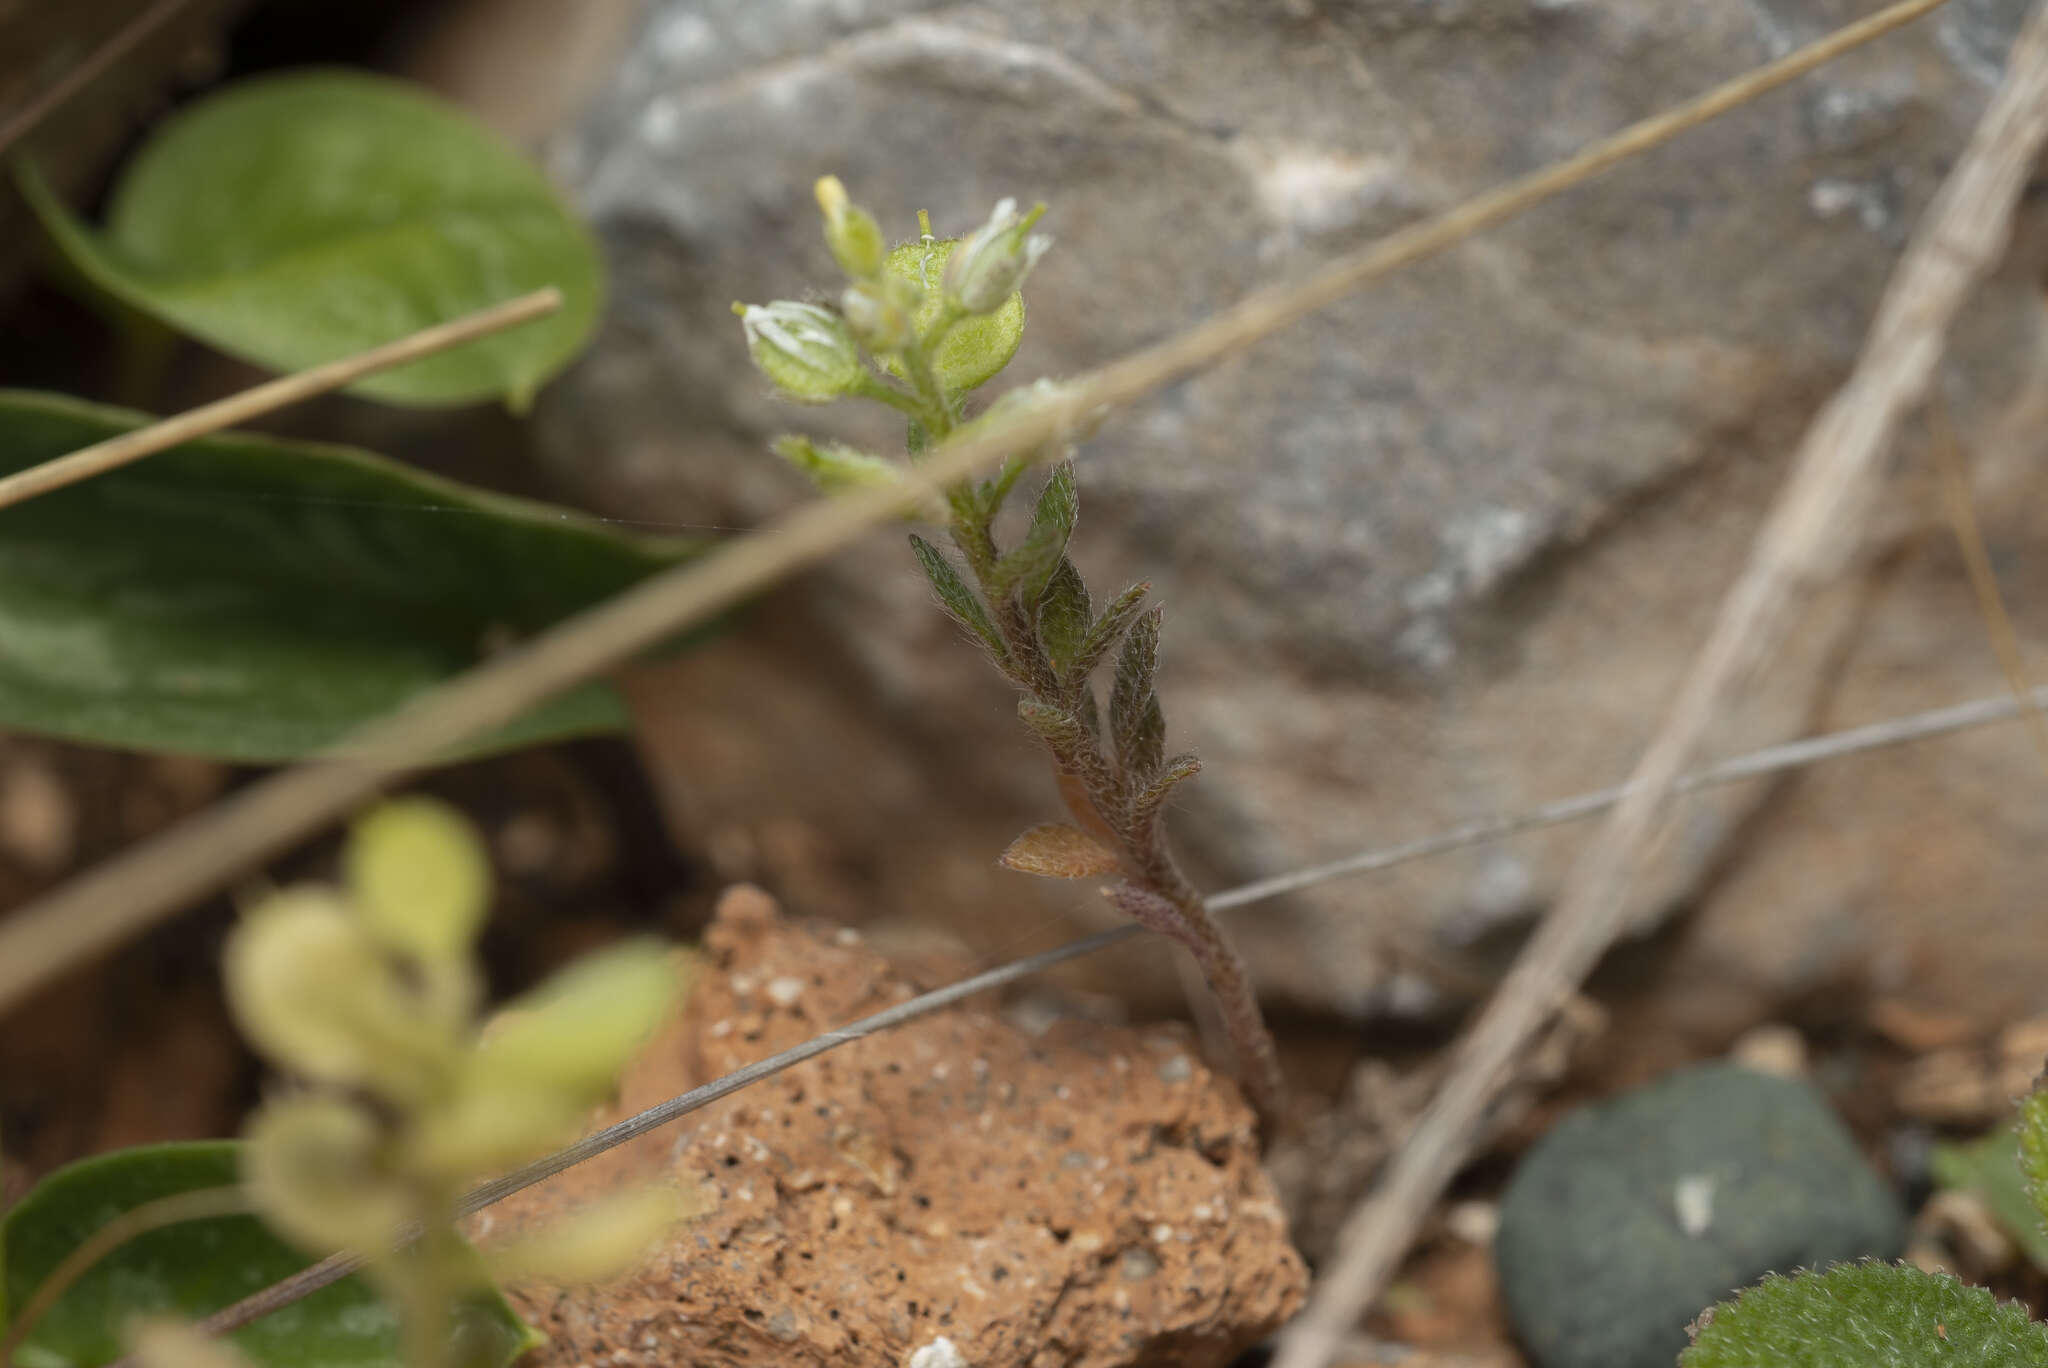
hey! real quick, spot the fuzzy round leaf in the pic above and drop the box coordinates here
[1683,1263,2048,1367]
[882,238,1025,394]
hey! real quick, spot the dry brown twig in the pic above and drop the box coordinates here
[0,288,563,512]
[1928,399,2048,773]
[0,0,196,158]
[0,0,1952,1017]
[1274,3,2048,1364]
[80,673,2048,1351]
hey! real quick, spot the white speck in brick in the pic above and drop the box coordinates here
[1151,1223,1174,1244]
[834,926,862,946]
[765,975,805,1007]
[909,1336,971,1368]
[710,1018,733,1037]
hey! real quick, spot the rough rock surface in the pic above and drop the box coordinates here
[487,885,1306,1368]
[1494,1064,1908,1368]
[525,0,2048,1021]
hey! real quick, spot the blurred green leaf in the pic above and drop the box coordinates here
[0,1142,540,1368]
[0,389,703,761]
[18,71,602,409]
[1934,1121,2048,1273]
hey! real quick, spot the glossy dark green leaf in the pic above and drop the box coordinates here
[18,70,602,409]
[1,1141,540,1368]
[0,389,702,761]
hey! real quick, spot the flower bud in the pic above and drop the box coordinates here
[469,939,681,1104]
[839,279,913,354]
[225,888,455,1100]
[815,175,884,280]
[941,197,1050,315]
[736,301,863,403]
[346,797,488,968]
[243,1095,411,1256]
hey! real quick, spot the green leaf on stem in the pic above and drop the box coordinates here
[0,389,703,761]
[909,533,1006,662]
[1038,560,1090,671]
[988,466,1076,608]
[1069,583,1149,682]
[1108,607,1162,774]
[1129,753,1200,841]
[1934,1121,2048,1273]
[18,71,602,410]
[1,1141,539,1368]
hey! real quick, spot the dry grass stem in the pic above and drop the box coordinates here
[0,0,196,157]
[118,675,2048,1348]
[1929,400,2048,773]
[0,0,1952,1016]
[0,287,563,512]
[1274,4,2048,1364]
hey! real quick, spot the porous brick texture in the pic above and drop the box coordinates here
[487,885,1306,1366]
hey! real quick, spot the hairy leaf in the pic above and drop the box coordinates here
[1017,698,1114,800]
[987,466,1077,607]
[1935,1122,2048,1273]
[999,823,1121,879]
[1108,607,1163,773]
[19,71,601,409]
[1038,560,1090,672]
[2,1141,540,1368]
[1129,753,1201,841]
[1069,582,1149,682]
[1682,1263,2048,1367]
[0,390,703,761]
[910,533,1006,661]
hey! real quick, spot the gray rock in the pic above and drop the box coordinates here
[522,0,2048,1019]
[1494,1063,1909,1368]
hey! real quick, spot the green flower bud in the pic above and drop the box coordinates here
[736,300,863,403]
[941,197,1050,315]
[243,1095,411,1256]
[225,888,455,1100]
[346,797,489,967]
[880,237,1026,395]
[815,175,885,280]
[840,279,914,353]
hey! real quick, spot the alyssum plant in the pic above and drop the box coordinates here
[734,178,1285,1125]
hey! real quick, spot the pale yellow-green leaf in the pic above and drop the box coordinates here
[241,1096,410,1257]
[347,797,490,966]
[472,940,681,1104]
[485,1186,691,1287]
